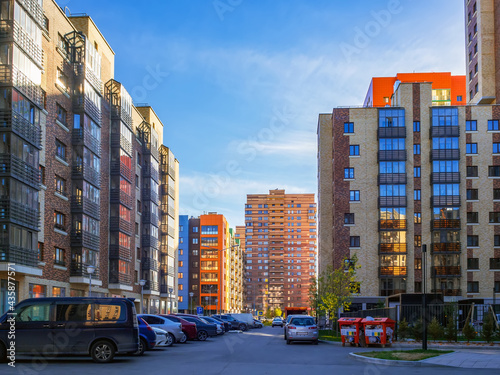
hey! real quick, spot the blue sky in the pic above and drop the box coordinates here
[60,0,466,227]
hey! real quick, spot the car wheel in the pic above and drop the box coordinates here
[286,339,291,345]
[135,338,147,356]
[166,333,175,347]
[90,340,115,363]
[0,342,7,363]
[198,330,208,341]
[239,323,247,331]
[179,332,188,343]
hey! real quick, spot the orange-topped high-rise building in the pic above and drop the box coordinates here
[363,72,466,107]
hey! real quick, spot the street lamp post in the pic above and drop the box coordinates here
[422,244,428,351]
[215,298,218,315]
[169,287,174,314]
[87,265,95,297]
[189,292,194,314]
[139,279,146,314]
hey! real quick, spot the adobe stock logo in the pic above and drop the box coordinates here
[340,0,403,63]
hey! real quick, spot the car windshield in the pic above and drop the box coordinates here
[199,317,210,324]
[290,317,315,326]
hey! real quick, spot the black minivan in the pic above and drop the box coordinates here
[0,297,139,363]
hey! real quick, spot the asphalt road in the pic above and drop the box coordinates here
[1,326,499,375]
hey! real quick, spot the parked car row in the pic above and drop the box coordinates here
[0,297,258,364]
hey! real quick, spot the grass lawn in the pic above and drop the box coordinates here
[358,349,454,361]
[318,329,342,342]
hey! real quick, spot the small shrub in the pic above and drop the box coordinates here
[428,317,444,342]
[481,312,496,343]
[412,318,423,342]
[462,320,476,343]
[398,319,409,341]
[444,313,457,342]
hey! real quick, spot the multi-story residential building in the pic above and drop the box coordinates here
[187,216,200,311]
[244,190,317,314]
[177,215,189,312]
[225,228,243,312]
[465,0,500,104]
[318,80,500,305]
[0,1,179,314]
[364,72,466,107]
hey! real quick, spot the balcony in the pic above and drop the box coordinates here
[110,132,132,156]
[378,173,407,185]
[378,127,406,138]
[143,164,159,182]
[378,196,407,207]
[143,280,159,292]
[142,235,159,249]
[379,219,406,230]
[110,217,133,236]
[0,199,39,230]
[72,128,101,155]
[431,288,462,297]
[0,65,42,107]
[17,0,45,27]
[110,160,132,182]
[74,63,102,95]
[73,94,101,125]
[0,244,38,267]
[142,187,158,204]
[142,257,159,272]
[110,272,132,285]
[70,229,100,251]
[71,195,100,220]
[431,195,461,206]
[0,153,39,189]
[0,110,41,148]
[110,188,133,209]
[431,172,461,184]
[430,126,459,138]
[0,20,43,68]
[142,211,159,227]
[378,150,407,161]
[379,266,407,277]
[70,262,100,278]
[432,242,461,253]
[143,144,160,162]
[110,105,133,128]
[430,149,460,160]
[432,266,461,277]
[72,164,101,187]
[109,244,132,260]
[432,219,460,230]
[380,289,406,296]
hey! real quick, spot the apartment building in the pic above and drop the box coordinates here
[177,215,189,312]
[0,0,179,314]
[244,190,317,314]
[465,0,500,104]
[318,80,500,304]
[225,228,243,312]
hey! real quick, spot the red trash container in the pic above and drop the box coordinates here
[361,317,396,347]
[338,317,363,347]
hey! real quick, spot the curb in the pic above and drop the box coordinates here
[318,340,500,350]
[348,352,450,367]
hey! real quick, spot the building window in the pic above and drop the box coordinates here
[414,212,421,224]
[344,213,354,225]
[466,189,478,200]
[495,235,500,247]
[43,15,49,31]
[413,144,420,155]
[54,247,65,266]
[349,190,360,201]
[349,236,360,247]
[466,143,478,154]
[467,281,479,293]
[52,287,65,297]
[54,211,65,231]
[192,261,199,268]
[413,121,420,132]
[495,281,500,293]
[466,166,478,177]
[475,83,478,94]
[457,96,462,102]
[495,189,500,200]
[201,225,218,235]
[135,223,139,235]
[467,258,479,270]
[467,235,479,247]
[56,104,67,125]
[178,261,183,267]
[29,284,46,298]
[39,165,45,185]
[178,273,183,279]
[349,145,359,156]
[489,258,500,270]
[489,212,500,223]
[414,190,421,201]
[414,282,422,293]
[344,122,354,133]
[414,235,421,247]
[493,143,500,154]
[474,43,478,54]
[344,168,354,179]
[192,227,199,233]
[192,238,198,244]
[37,242,44,261]
[488,120,499,131]
[192,249,199,256]
[466,120,477,131]
[55,139,66,161]
[414,167,421,177]
[467,212,479,223]
[489,166,500,177]
[415,259,421,270]
[470,90,473,101]
[55,175,66,196]
[56,68,69,92]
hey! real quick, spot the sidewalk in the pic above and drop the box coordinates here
[421,349,500,368]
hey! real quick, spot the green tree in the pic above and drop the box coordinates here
[317,255,359,329]
[376,299,386,309]
[412,318,423,341]
[398,319,410,342]
[444,312,457,342]
[462,319,476,343]
[307,277,319,317]
[265,307,272,319]
[428,317,444,342]
[481,312,496,343]
[274,307,282,318]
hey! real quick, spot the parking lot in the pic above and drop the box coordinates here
[2,326,497,375]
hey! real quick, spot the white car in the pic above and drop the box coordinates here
[139,314,183,346]
[152,327,168,347]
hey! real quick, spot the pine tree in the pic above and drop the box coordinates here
[462,320,476,343]
[444,313,457,342]
[398,318,409,341]
[428,317,444,342]
[412,318,423,341]
[481,312,496,343]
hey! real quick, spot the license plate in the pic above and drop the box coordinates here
[296,332,308,336]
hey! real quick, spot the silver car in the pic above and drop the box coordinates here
[139,314,184,346]
[285,316,318,345]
